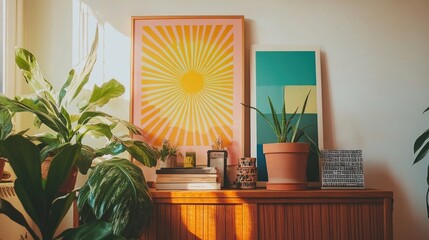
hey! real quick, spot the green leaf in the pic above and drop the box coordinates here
[77,123,114,142]
[68,29,99,103]
[0,108,13,141]
[45,144,81,202]
[59,69,75,106]
[0,198,39,240]
[95,141,126,157]
[268,97,282,141]
[1,135,44,209]
[414,129,429,153]
[241,103,277,136]
[122,140,157,167]
[291,91,310,143]
[80,79,125,111]
[78,111,143,136]
[15,47,54,99]
[29,132,61,146]
[47,191,78,240]
[76,145,96,175]
[58,220,120,240]
[77,159,153,239]
[414,140,429,164]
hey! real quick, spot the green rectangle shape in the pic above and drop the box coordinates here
[255,51,316,86]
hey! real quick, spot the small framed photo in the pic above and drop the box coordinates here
[207,150,227,187]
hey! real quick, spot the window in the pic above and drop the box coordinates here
[1,0,4,93]
[1,0,20,96]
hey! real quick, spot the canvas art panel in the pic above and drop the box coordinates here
[131,16,245,165]
[251,45,324,183]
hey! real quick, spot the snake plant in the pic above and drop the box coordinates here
[242,90,318,149]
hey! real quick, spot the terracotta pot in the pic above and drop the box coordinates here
[263,142,310,190]
[0,157,6,180]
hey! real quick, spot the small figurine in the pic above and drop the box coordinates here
[211,137,225,150]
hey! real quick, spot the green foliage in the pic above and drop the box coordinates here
[157,138,181,162]
[413,106,429,217]
[0,29,157,174]
[0,134,80,240]
[0,28,157,238]
[0,107,13,141]
[77,159,153,239]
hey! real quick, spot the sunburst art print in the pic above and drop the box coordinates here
[132,16,244,164]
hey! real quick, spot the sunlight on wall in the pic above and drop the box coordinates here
[72,0,131,100]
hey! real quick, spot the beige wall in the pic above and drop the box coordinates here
[16,0,429,239]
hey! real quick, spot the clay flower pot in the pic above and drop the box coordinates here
[0,157,6,180]
[263,142,310,190]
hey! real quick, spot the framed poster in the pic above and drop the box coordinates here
[131,16,245,165]
[251,45,323,183]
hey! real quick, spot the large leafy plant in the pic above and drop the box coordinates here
[74,159,153,239]
[413,106,429,217]
[242,90,318,148]
[0,29,157,239]
[0,29,157,174]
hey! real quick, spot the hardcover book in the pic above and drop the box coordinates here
[155,182,221,190]
[156,176,218,183]
[156,167,218,174]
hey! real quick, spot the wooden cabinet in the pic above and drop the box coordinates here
[140,189,393,240]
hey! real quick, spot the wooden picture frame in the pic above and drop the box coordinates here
[250,45,324,184]
[131,16,245,166]
[207,150,228,187]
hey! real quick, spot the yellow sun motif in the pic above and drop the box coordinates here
[139,24,234,146]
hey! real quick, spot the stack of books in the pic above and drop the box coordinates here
[155,167,220,190]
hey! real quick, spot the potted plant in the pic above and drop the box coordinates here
[242,90,319,190]
[0,29,157,239]
[414,106,429,217]
[0,29,157,187]
[157,138,181,168]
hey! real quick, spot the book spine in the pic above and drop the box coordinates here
[156,169,218,174]
[155,174,218,178]
[155,182,221,190]
[156,177,218,183]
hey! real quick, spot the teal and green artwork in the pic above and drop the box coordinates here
[252,47,323,182]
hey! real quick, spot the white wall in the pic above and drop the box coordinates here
[18,0,429,239]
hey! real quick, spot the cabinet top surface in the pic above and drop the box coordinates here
[149,188,393,199]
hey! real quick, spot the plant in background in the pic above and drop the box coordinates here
[413,106,429,217]
[0,28,157,239]
[158,138,181,162]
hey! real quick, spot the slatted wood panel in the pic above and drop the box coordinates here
[258,203,384,240]
[138,189,393,240]
[140,204,244,240]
